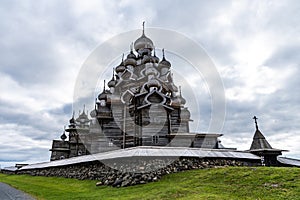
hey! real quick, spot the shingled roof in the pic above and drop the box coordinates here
[250,129,272,150]
[249,116,284,152]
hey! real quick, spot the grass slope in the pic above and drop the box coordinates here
[1,167,300,200]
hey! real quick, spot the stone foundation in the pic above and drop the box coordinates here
[12,157,259,187]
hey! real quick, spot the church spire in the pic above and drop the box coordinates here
[179,86,182,97]
[250,116,274,151]
[103,80,106,92]
[112,68,115,80]
[130,42,133,53]
[142,21,145,35]
[178,86,186,105]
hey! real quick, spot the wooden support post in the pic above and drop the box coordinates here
[123,105,126,149]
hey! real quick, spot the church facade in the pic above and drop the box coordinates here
[49,25,222,161]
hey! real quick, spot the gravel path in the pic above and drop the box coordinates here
[0,182,35,200]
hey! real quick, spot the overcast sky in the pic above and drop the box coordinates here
[1,0,300,168]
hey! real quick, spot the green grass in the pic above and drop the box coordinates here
[1,167,300,200]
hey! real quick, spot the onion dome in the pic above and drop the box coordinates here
[171,96,181,107]
[98,92,107,100]
[107,69,116,88]
[124,58,137,67]
[115,54,125,73]
[91,98,98,118]
[158,49,171,69]
[98,80,108,100]
[115,63,125,73]
[151,49,159,63]
[142,55,151,64]
[127,51,136,59]
[134,22,154,52]
[146,79,160,89]
[107,79,116,88]
[76,106,90,124]
[60,130,67,141]
[69,117,75,124]
[124,44,137,67]
[128,43,137,59]
[170,87,186,106]
[68,112,76,128]
[145,63,158,76]
[124,57,137,67]
[69,111,75,124]
[134,35,154,52]
[179,96,186,105]
[178,86,186,105]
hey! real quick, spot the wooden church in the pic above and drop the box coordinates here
[49,24,222,161]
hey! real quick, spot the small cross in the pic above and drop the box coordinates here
[253,116,259,130]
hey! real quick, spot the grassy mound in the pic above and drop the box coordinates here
[1,167,299,200]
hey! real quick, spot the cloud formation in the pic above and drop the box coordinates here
[1,0,300,167]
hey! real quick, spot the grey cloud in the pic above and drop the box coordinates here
[1,0,300,165]
[265,45,300,68]
[0,99,70,140]
[48,103,73,116]
[0,0,97,86]
[0,146,50,162]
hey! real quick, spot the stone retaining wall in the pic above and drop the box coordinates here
[12,157,259,187]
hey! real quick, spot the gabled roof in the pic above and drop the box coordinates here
[249,116,286,152]
[277,157,300,167]
[20,146,260,170]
